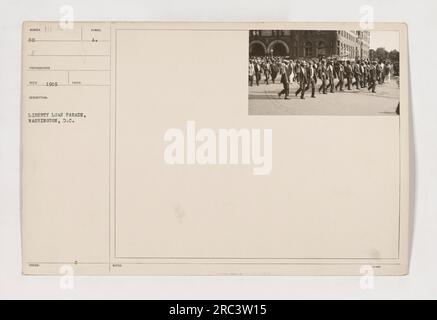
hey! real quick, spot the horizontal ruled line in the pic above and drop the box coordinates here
[31,39,109,42]
[27,69,110,72]
[26,84,109,87]
[27,54,110,57]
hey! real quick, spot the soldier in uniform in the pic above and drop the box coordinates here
[352,60,362,90]
[271,61,279,84]
[305,60,317,98]
[380,61,386,84]
[376,61,382,84]
[263,61,271,85]
[326,60,335,93]
[293,60,301,83]
[287,60,295,84]
[335,61,345,91]
[361,61,369,88]
[368,61,377,93]
[345,60,353,90]
[254,60,262,86]
[248,59,255,86]
[318,60,327,94]
[295,61,309,99]
[278,61,290,99]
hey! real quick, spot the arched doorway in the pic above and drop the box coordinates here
[267,40,289,56]
[249,41,266,56]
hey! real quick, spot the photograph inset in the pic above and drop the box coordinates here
[248,30,400,115]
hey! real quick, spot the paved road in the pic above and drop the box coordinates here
[249,78,400,116]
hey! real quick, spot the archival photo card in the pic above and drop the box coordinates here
[21,22,409,276]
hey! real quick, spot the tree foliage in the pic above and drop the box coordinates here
[369,47,399,63]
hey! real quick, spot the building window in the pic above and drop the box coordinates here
[318,41,327,57]
[304,41,313,57]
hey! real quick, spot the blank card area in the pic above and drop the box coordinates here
[113,29,400,260]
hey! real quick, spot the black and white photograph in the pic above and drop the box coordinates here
[248,30,400,115]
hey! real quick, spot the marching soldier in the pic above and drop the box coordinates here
[335,61,345,91]
[305,60,317,98]
[368,61,377,93]
[318,60,327,94]
[345,60,353,90]
[263,61,271,85]
[254,60,262,86]
[362,61,369,88]
[376,61,382,84]
[326,61,335,93]
[352,60,362,90]
[295,61,309,99]
[248,60,255,86]
[380,61,386,84]
[278,61,290,99]
[271,61,279,84]
[287,60,294,83]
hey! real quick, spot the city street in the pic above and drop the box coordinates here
[249,78,400,115]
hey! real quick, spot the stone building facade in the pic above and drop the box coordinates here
[249,30,370,59]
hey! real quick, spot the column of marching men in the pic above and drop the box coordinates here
[248,56,395,100]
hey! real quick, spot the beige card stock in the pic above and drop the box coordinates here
[21,22,410,275]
